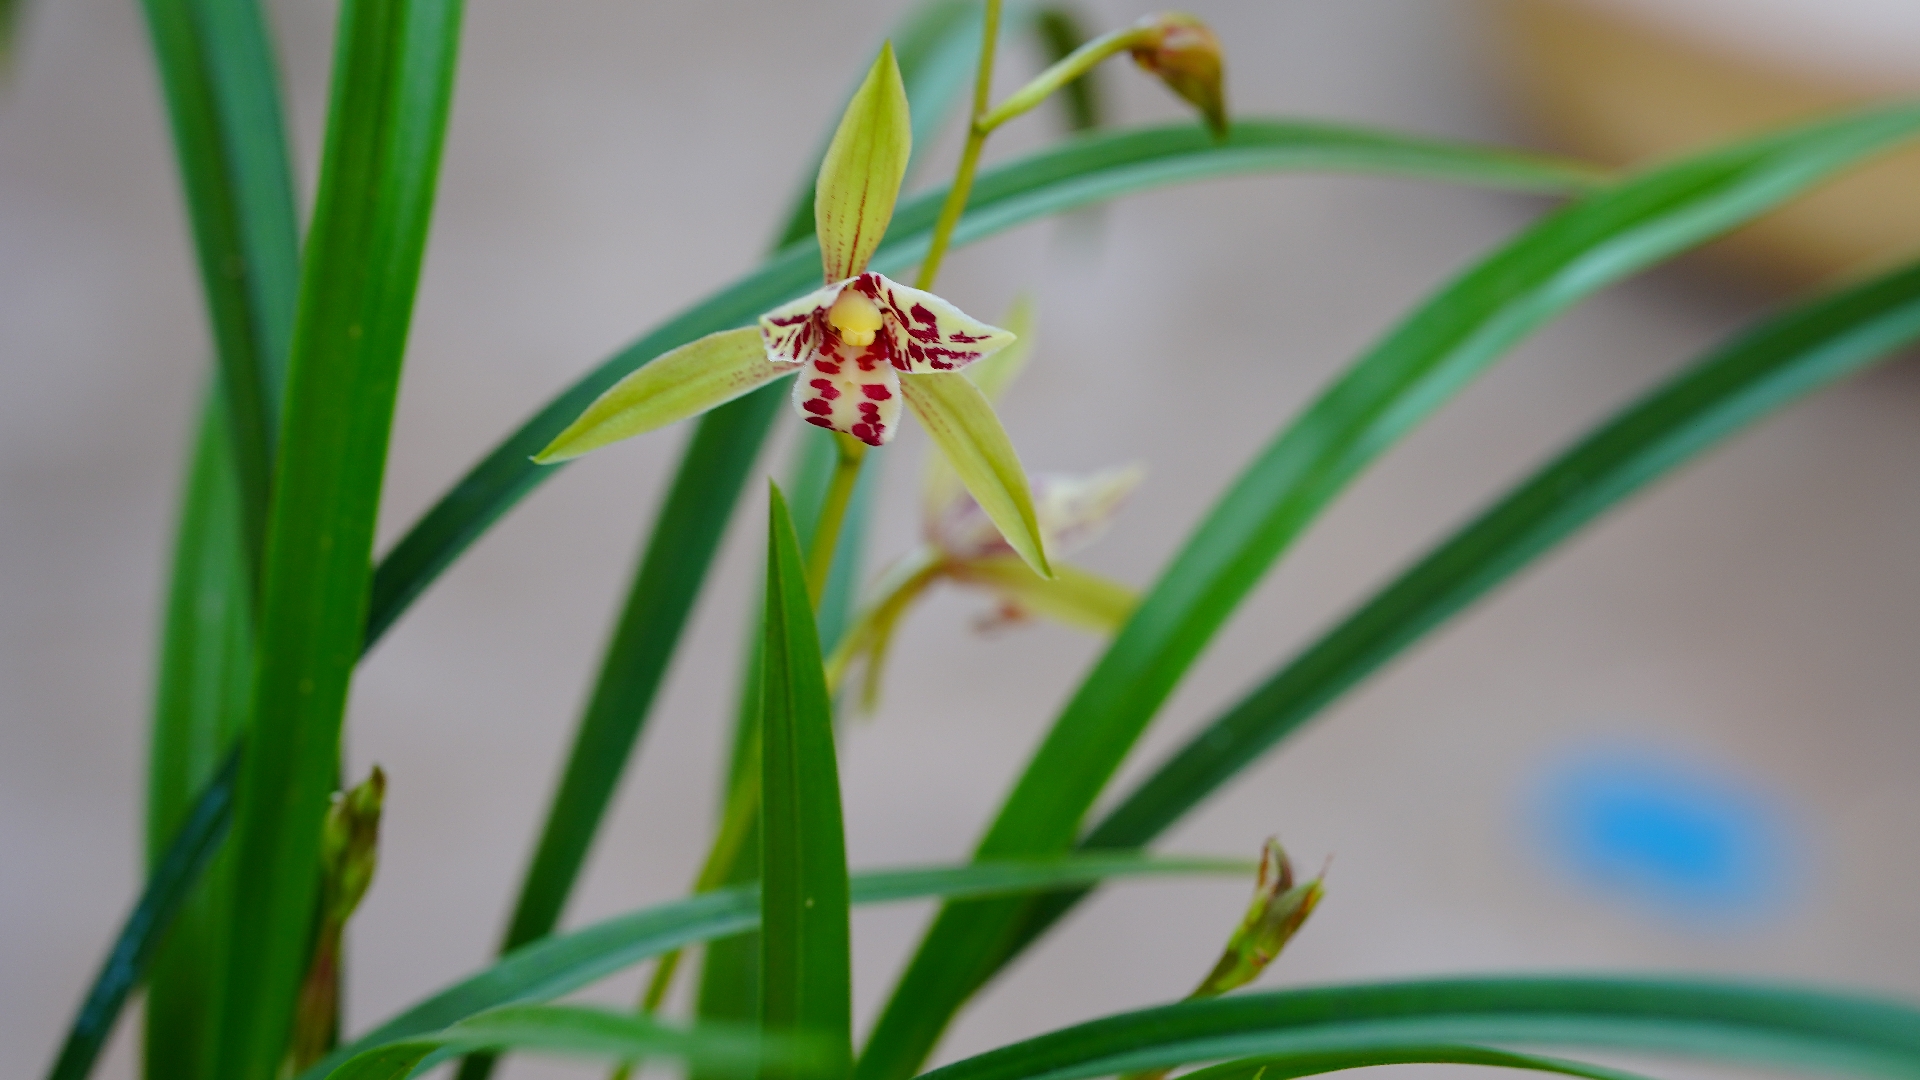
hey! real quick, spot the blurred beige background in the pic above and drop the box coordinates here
[6,2,1920,1078]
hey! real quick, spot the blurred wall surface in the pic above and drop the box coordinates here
[1491,0,1920,283]
[6,2,1920,1079]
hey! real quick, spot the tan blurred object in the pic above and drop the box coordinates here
[1488,0,1920,286]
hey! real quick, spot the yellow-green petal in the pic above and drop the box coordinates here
[534,328,786,463]
[814,42,911,282]
[951,556,1136,632]
[923,296,1035,519]
[900,372,1051,577]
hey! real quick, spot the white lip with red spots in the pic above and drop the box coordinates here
[759,272,1016,446]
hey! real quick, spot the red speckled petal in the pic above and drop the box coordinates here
[791,332,902,446]
[863,273,1017,374]
[758,284,840,364]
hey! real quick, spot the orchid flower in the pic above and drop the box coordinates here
[535,43,1050,573]
[827,302,1143,708]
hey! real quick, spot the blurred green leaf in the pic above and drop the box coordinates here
[759,487,854,1077]
[324,1005,810,1080]
[213,1,465,1077]
[298,854,1248,1080]
[142,393,254,1080]
[856,102,1920,1080]
[138,0,302,569]
[1028,6,1106,133]
[46,750,238,1080]
[911,978,1920,1080]
[1176,1045,1663,1080]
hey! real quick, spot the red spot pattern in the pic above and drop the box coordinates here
[762,273,1012,446]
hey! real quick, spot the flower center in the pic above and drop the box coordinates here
[826,288,884,347]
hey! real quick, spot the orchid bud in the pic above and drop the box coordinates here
[1129,13,1228,139]
[1191,838,1323,998]
[321,765,386,924]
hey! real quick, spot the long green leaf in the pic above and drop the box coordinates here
[911,978,1920,1080]
[297,855,1248,1080]
[856,102,1920,1080]
[136,0,300,1073]
[760,486,854,1075]
[143,397,254,1080]
[364,118,1598,650]
[989,255,1920,976]
[213,2,464,1077]
[1176,1044,1663,1080]
[138,0,301,566]
[44,750,239,1080]
[325,1005,813,1080]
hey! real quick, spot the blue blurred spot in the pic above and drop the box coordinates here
[1533,747,1795,922]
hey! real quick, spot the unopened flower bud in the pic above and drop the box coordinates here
[321,765,385,924]
[1191,838,1323,998]
[1129,13,1228,139]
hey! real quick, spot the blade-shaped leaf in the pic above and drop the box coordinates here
[534,328,784,462]
[213,2,465,1077]
[902,372,1051,576]
[910,978,1920,1080]
[1176,1045,1664,1080]
[138,0,302,567]
[325,1005,811,1080]
[816,42,912,282]
[1027,6,1107,134]
[45,750,239,1080]
[760,485,854,1076]
[142,397,254,1080]
[297,855,1247,1080]
[856,102,1920,1080]
[131,0,300,1073]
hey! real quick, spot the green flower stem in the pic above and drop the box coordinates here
[806,434,870,603]
[915,0,1003,291]
[977,24,1152,134]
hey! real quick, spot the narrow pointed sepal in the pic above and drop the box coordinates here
[950,557,1137,633]
[923,297,1036,519]
[815,42,912,282]
[534,328,787,463]
[900,372,1052,578]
